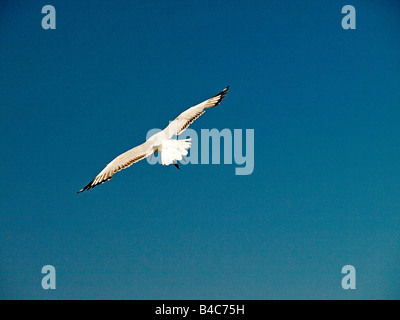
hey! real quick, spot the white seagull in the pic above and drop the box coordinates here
[78,86,230,193]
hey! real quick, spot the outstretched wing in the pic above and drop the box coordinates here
[78,141,154,193]
[162,86,230,139]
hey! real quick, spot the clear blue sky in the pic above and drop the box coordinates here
[1,0,400,299]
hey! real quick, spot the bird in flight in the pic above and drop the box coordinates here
[78,86,230,193]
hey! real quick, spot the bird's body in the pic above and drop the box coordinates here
[78,86,230,193]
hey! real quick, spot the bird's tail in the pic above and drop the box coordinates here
[161,138,191,166]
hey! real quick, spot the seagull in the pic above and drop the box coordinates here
[78,86,230,193]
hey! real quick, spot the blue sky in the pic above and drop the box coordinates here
[1,0,400,299]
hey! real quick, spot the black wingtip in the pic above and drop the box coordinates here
[173,162,180,169]
[77,187,88,194]
[210,85,230,108]
[77,178,96,194]
[214,85,230,98]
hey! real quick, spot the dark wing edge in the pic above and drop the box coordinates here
[208,85,230,108]
[77,176,112,194]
